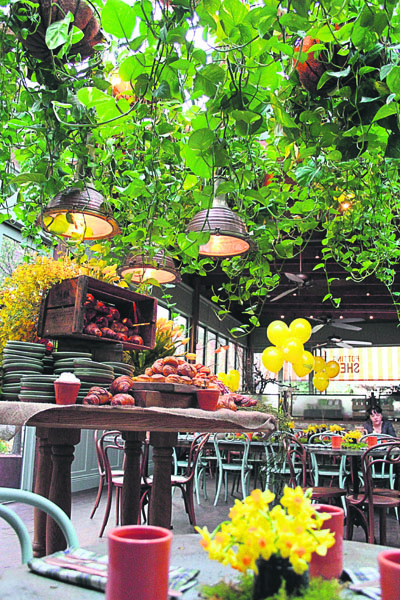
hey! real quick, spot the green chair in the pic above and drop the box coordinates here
[0,487,79,564]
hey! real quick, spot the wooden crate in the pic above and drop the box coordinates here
[37,275,157,351]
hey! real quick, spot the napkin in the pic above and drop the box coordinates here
[28,547,199,598]
[341,566,381,599]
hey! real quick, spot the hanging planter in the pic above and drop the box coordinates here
[10,0,104,62]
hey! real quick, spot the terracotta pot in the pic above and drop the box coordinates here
[196,389,219,411]
[379,550,400,600]
[11,0,104,62]
[309,504,344,580]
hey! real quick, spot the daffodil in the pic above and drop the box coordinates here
[196,486,335,576]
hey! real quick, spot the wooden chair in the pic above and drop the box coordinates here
[140,432,210,528]
[345,441,400,545]
[98,432,149,537]
[90,429,124,520]
[0,487,79,564]
[286,433,347,505]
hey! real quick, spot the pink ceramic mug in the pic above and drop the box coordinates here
[106,525,173,600]
[378,550,400,600]
[309,504,344,580]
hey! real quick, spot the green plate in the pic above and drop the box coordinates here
[3,350,43,360]
[4,365,44,373]
[20,375,57,382]
[3,358,43,367]
[18,396,55,403]
[105,362,134,370]
[6,341,46,349]
[2,394,19,401]
[73,360,114,372]
[77,375,114,384]
[53,360,76,369]
[21,384,56,391]
[53,352,92,360]
[2,385,22,392]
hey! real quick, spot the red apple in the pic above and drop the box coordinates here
[128,335,144,345]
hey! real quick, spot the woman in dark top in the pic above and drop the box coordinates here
[363,405,396,436]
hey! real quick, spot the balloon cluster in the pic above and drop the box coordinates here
[261,319,340,392]
[218,369,241,392]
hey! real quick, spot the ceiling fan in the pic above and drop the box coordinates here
[313,336,373,349]
[270,272,314,302]
[308,315,365,333]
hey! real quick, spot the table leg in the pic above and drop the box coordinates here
[33,428,52,558]
[351,456,360,495]
[121,432,146,526]
[148,432,177,529]
[46,428,81,555]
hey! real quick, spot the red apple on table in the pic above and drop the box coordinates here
[128,335,144,345]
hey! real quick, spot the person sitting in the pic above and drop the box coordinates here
[363,404,396,436]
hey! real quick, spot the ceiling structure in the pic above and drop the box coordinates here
[182,234,400,329]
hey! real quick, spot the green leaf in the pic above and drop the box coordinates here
[45,12,73,49]
[372,104,398,123]
[11,172,47,184]
[387,66,400,95]
[102,0,136,39]
[188,129,216,152]
[153,81,171,99]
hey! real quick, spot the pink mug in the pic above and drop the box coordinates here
[378,550,400,600]
[331,436,342,449]
[309,504,344,580]
[367,435,378,448]
[106,525,173,600]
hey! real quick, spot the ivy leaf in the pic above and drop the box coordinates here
[102,0,136,39]
[372,104,398,123]
[387,66,400,95]
[188,129,216,152]
[45,12,73,49]
[153,81,171,99]
[11,173,47,184]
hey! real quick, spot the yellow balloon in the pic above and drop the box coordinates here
[262,346,284,373]
[292,350,315,377]
[325,360,340,379]
[289,318,312,343]
[218,373,227,385]
[313,373,329,392]
[229,369,240,388]
[266,320,290,346]
[313,356,326,373]
[280,337,304,364]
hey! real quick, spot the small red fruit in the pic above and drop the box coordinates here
[129,335,144,345]
[294,36,326,93]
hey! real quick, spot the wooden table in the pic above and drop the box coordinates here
[0,536,387,599]
[305,444,371,494]
[0,402,277,557]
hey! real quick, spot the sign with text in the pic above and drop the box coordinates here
[324,347,400,381]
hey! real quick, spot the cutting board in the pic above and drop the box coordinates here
[131,382,198,408]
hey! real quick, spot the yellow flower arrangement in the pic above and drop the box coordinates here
[330,424,345,433]
[196,487,335,576]
[343,430,363,444]
[0,254,81,354]
[124,317,189,373]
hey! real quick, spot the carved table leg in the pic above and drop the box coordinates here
[121,432,146,526]
[148,432,177,529]
[33,428,51,557]
[46,428,81,555]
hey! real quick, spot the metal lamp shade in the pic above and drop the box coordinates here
[186,207,251,258]
[118,251,181,284]
[42,187,120,240]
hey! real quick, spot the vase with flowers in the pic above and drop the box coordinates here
[196,486,336,599]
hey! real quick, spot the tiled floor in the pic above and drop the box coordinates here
[1,474,400,573]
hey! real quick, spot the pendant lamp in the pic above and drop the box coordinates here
[118,251,181,284]
[41,187,121,241]
[185,183,252,258]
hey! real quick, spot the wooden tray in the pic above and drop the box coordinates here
[131,382,198,409]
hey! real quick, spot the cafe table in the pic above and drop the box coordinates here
[0,401,277,557]
[0,535,387,599]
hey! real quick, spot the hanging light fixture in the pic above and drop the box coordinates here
[185,181,252,258]
[41,187,121,241]
[118,250,181,284]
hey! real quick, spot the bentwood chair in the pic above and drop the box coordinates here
[213,434,252,505]
[98,431,149,537]
[90,429,124,520]
[345,441,400,545]
[286,433,347,505]
[140,432,210,528]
